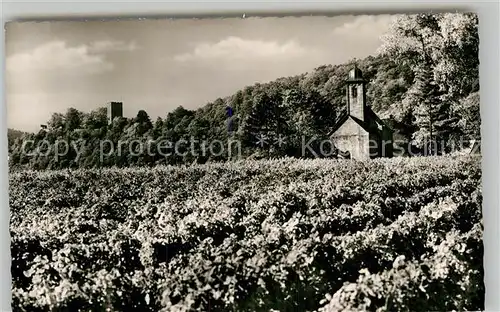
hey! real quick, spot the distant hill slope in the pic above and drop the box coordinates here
[186,54,416,147]
[205,54,414,120]
[7,129,29,149]
[7,53,479,169]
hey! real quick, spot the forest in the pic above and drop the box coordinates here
[7,13,480,170]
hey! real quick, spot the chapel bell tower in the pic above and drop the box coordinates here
[346,65,366,121]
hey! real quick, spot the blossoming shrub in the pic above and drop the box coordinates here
[9,156,483,311]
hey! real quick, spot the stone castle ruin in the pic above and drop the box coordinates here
[107,101,123,124]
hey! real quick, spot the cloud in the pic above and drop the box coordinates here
[332,15,395,37]
[173,36,311,62]
[88,40,139,53]
[6,41,114,75]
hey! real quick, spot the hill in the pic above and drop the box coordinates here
[7,13,480,170]
[7,128,29,148]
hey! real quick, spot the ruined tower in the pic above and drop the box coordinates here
[107,102,123,124]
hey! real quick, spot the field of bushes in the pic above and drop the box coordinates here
[9,156,484,311]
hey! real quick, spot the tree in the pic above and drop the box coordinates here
[455,91,480,140]
[411,66,458,155]
[152,117,164,139]
[281,87,337,157]
[240,89,287,156]
[65,108,83,132]
[165,106,194,129]
[379,13,479,101]
[47,113,65,133]
[380,13,478,155]
[135,110,153,136]
[84,107,108,130]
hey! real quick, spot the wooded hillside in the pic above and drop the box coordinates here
[8,13,480,170]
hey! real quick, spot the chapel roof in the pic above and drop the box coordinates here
[329,106,394,137]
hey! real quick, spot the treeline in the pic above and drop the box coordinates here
[7,129,28,148]
[8,13,480,170]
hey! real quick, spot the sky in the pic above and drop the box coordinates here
[6,14,396,132]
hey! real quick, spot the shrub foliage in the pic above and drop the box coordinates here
[10,156,483,311]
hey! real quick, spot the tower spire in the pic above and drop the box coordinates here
[346,65,365,121]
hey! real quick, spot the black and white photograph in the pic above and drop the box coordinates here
[6,12,483,311]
